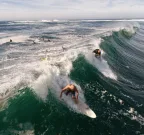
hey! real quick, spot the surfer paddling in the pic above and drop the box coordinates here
[60,84,79,99]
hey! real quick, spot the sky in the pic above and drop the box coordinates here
[0,0,144,20]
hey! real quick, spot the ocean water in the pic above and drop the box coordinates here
[0,20,144,135]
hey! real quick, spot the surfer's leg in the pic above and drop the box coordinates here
[71,91,76,99]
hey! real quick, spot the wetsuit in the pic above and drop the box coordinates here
[93,49,101,56]
[65,85,77,97]
[65,89,75,97]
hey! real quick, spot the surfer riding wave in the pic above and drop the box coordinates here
[60,84,79,99]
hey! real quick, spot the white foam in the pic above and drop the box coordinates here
[41,20,51,22]
[81,19,144,22]
[12,122,34,135]
[85,39,117,80]
[52,19,59,22]
[41,19,59,22]
[0,20,139,116]
[128,107,134,114]
[0,35,29,44]
[123,107,144,125]
[13,20,37,24]
[29,58,87,114]
[0,48,87,114]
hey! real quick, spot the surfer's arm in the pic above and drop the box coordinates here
[60,91,63,98]
[76,90,79,99]
[60,90,65,98]
[60,86,70,98]
[62,85,70,91]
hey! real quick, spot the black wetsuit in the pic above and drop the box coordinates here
[65,85,77,97]
[93,49,101,56]
[65,89,75,97]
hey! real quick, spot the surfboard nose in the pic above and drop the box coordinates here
[86,108,97,118]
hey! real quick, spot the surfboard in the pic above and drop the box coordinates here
[73,99,96,118]
[41,57,48,61]
[62,94,96,118]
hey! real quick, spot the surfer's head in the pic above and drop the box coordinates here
[97,49,101,55]
[93,49,101,56]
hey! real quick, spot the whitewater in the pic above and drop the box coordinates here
[0,20,143,135]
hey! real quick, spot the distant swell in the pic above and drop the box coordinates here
[0,20,144,135]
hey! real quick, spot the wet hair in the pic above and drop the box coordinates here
[93,49,101,54]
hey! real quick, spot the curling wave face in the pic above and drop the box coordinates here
[0,20,144,135]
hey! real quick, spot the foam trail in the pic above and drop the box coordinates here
[85,39,117,80]
[0,35,29,44]
[0,49,87,114]
[29,58,87,115]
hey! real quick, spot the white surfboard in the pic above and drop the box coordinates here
[62,94,96,118]
[50,74,96,118]
[74,99,96,118]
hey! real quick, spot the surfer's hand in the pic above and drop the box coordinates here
[60,92,62,98]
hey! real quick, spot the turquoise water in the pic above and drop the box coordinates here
[0,20,144,135]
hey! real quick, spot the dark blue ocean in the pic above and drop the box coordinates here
[0,20,144,135]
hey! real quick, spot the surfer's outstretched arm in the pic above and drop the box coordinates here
[76,90,79,99]
[60,85,70,98]
[60,91,63,98]
[62,85,70,91]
